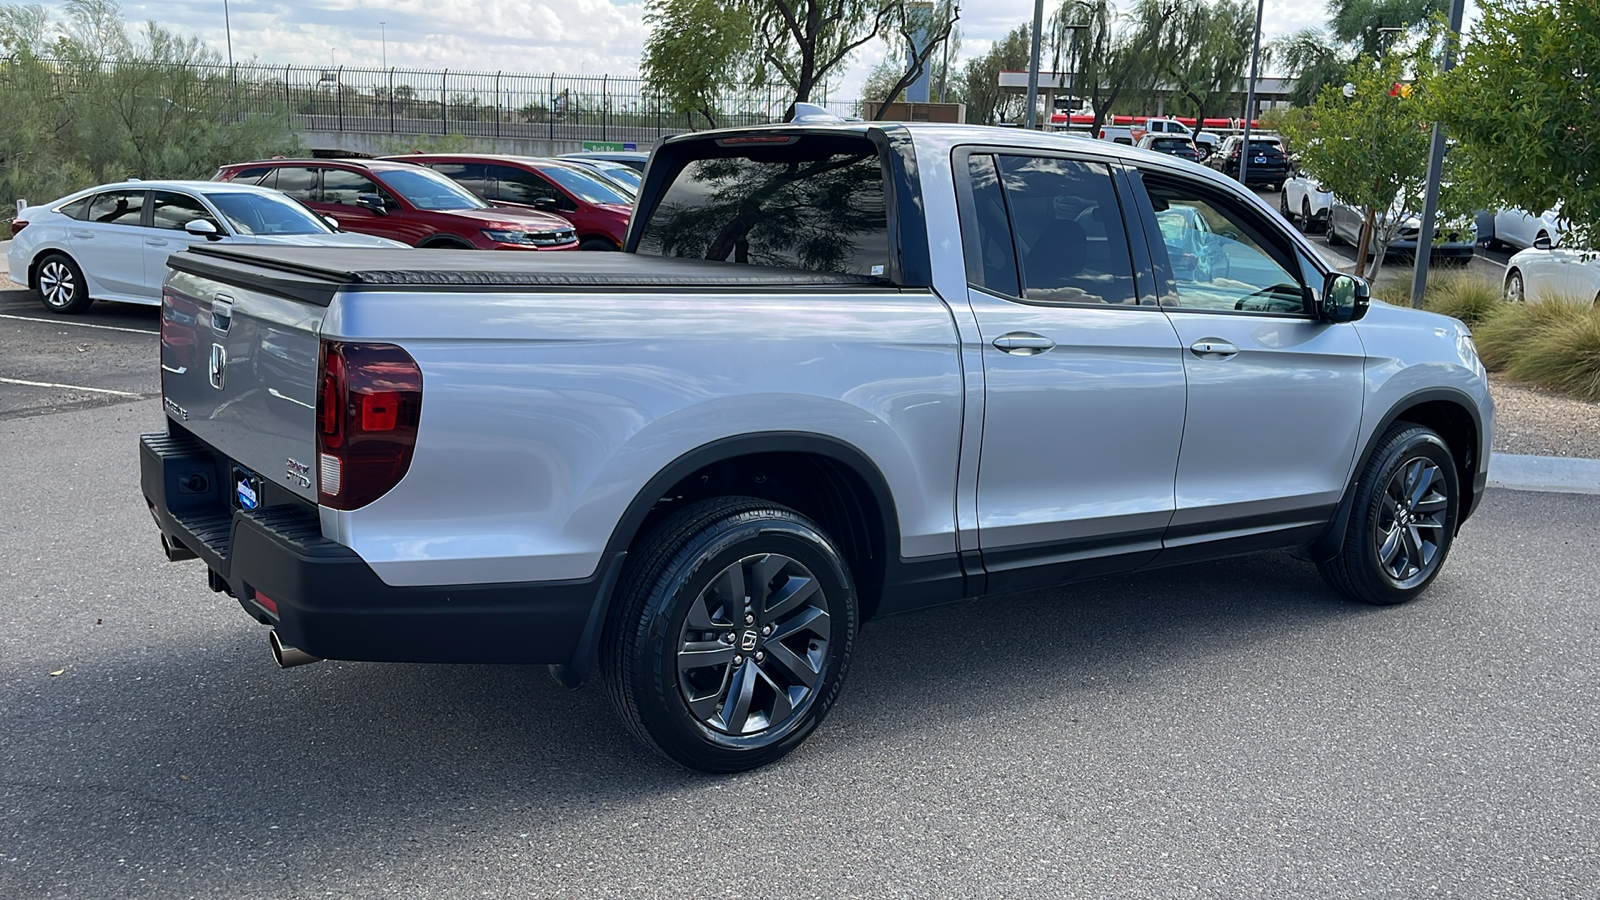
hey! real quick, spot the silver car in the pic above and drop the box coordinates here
[8,179,407,314]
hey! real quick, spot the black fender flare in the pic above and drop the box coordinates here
[1306,386,1485,562]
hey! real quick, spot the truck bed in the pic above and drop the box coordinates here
[169,245,891,306]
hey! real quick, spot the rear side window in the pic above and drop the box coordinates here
[228,166,273,185]
[87,190,147,226]
[56,197,92,220]
[636,137,889,277]
[995,155,1137,306]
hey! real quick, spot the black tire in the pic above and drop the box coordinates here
[579,237,618,251]
[35,253,92,314]
[418,236,474,249]
[602,496,857,773]
[1280,191,1294,222]
[1504,268,1525,303]
[1325,222,1344,247]
[1318,424,1460,606]
[1302,199,1321,233]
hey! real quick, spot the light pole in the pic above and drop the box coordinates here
[222,0,234,69]
[380,21,387,70]
[1409,0,1466,306]
[1237,0,1265,188]
[1024,0,1045,128]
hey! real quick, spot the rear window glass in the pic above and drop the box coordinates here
[635,137,890,277]
[1249,141,1283,153]
[1152,138,1190,150]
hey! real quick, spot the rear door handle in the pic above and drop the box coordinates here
[145,238,169,247]
[1189,339,1239,359]
[992,332,1056,355]
[70,230,93,239]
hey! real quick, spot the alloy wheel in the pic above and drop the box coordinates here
[676,552,831,736]
[1375,457,1449,587]
[39,260,75,309]
[1505,271,1524,303]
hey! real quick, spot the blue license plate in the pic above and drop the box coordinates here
[1253,156,1267,163]
[232,466,261,510]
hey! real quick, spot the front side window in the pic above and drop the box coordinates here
[425,162,489,200]
[538,164,632,206]
[995,155,1138,306]
[87,190,147,226]
[635,137,890,277]
[1142,175,1308,314]
[321,169,383,207]
[486,164,563,208]
[151,191,221,231]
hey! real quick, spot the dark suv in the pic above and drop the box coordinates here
[1207,136,1289,190]
[385,155,633,251]
[213,159,578,250]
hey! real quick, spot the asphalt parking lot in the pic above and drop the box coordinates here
[3,278,1599,898]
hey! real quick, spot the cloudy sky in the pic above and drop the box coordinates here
[29,0,1342,99]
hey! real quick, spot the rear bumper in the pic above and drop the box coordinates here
[140,427,618,665]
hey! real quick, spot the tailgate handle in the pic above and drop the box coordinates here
[211,294,234,334]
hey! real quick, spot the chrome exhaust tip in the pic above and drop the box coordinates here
[268,630,322,668]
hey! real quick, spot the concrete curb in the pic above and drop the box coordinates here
[1490,453,1600,495]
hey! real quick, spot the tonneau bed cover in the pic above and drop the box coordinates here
[168,245,891,306]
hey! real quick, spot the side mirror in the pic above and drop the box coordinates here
[323,215,340,231]
[184,219,223,240]
[532,197,559,213]
[356,193,389,215]
[1534,233,1553,251]
[1321,272,1370,323]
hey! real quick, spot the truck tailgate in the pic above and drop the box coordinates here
[161,266,323,504]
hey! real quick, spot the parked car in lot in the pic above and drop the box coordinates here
[7,180,407,314]
[383,154,633,251]
[215,158,579,251]
[1208,134,1288,189]
[1488,206,1566,251]
[559,157,642,195]
[1135,133,1200,162]
[1281,173,1332,232]
[1098,125,1135,144]
[1325,195,1476,264]
[560,150,650,173]
[1504,234,1600,305]
[144,123,1492,773]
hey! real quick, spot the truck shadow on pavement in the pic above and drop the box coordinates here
[2,547,1401,892]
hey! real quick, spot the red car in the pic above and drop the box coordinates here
[384,154,633,251]
[213,158,578,251]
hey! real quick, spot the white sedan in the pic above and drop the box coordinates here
[8,180,407,314]
[1280,173,1331,232]
[1504,237,1600,306]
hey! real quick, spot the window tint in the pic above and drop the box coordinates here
[56,197,92,220]
[1152,138,1190,151]
[959,154,1020,297]
[206,191,333,235]
[322,168,382,207]
[375,167,485,210]
[996,155,1137,305]
[1143,176,1307,314]
[151,191,220,231]
[229,166,273,185]
[273,167,318,201]
[486,164,562,207]
[426,162,489,200]
[538,164,632,206]
[635,138,890,277]
[87,190,147,226]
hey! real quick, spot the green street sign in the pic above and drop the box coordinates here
[581,141,628,151]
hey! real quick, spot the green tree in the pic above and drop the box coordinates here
[865,0,960,119]
[958,24,1029,124]
[1427,0,1600,251]
[1273,0,1445,107]
[642,0,753,127]
[1146,0,1254,123]
[1281,47,1436,279]
[1049,0,1166,134]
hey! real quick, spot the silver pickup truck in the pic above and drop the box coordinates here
[142,123,1492,772]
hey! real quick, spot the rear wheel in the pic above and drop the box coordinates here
[1302,199,1319,233]
[35,253,92,314]
[579,237,618,252]
[602,496,857,773]
[1280,191,1294,222]
[1504,268,1525,303]
[1318,424,1459,605]
[1325,222,1344,247]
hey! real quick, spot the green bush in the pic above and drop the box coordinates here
[1505,308,1600,402]
[1471,300,1586,370]
[1419,272,1502,328]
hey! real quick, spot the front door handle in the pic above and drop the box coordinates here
[992,332,1056,355]
[145,238,169,247]
[1189,339,1239,360]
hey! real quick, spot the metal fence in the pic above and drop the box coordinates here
[4,56,861,145]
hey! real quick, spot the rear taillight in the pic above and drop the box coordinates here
[10,219,26,236]
[315,340,422,510]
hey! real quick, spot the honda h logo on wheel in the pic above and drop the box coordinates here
[740,630,759,651]
[209,343,226,390]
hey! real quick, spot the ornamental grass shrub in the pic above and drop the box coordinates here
[1505,308,1600,402]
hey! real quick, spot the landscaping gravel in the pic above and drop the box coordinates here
[1490,374,1600,459]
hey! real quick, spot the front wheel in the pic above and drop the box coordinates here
[1504,269,1525,303]
[1325,222,1344,247]
[602,497,857,773]
[1318,425,1460,605]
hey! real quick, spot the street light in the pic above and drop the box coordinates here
[1237,0,1265,188]
[380,21,387,70]
[222,0,233,69]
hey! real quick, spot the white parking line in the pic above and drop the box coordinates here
[1476,255,1508,269]
[0,376,143,397]
[0,313,158,335]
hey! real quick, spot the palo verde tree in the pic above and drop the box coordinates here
[1426,0,1600,252]
[1281,44,1437,280]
